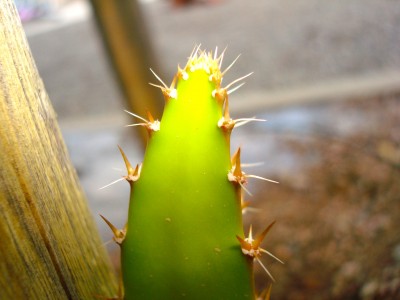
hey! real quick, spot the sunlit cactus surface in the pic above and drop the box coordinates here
[102,47,283,300]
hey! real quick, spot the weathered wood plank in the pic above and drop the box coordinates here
[0,1,117,299]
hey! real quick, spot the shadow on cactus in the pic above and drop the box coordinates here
[101,47,283,299]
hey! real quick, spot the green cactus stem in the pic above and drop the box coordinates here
[103,47,282,299]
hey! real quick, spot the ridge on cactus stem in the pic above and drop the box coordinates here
[101,46,283,299]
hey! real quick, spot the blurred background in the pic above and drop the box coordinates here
[18,0,400,299]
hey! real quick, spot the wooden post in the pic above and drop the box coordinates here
[0,1,117,299]
[90,0,164,147]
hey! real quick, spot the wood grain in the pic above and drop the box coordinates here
[0,1,117,299]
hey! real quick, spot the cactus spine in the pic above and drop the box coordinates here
[103,47,281,299]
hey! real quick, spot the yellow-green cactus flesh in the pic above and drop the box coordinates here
[121,50,255,299]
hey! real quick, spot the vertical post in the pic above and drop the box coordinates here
[0,1,117,298]
[90,0,164,147]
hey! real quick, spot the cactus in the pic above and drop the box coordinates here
[102,47,282,299]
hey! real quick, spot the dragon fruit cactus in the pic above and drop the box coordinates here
[102,46,283,299]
